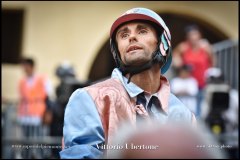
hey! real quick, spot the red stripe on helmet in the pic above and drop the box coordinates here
[110,13,163,38]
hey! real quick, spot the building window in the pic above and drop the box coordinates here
[2,9,24,64]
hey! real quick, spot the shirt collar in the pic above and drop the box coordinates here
[111,68,143,98]
[111,68,170,113]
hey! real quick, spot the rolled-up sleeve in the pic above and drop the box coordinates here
[60,89,105,159]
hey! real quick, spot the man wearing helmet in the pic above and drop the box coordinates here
[60,8,196,159]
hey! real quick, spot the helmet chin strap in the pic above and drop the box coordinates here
[119,49,166,83]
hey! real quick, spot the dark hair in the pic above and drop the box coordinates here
[176,64,192,75]
[181,64,192,71]
[184,24,200,34]
[21,58,35,67]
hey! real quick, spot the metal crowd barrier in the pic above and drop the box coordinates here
[2,102,62,159]
[212,39,239,90]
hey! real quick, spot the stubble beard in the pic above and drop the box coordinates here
[124,51,152,66]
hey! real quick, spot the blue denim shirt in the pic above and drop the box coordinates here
[60,68,194,159]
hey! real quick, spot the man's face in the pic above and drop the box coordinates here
[115,21,158,66]
[187,30,201,44]
[22,63,34,76]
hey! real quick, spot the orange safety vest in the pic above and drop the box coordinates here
[18,75,47,118]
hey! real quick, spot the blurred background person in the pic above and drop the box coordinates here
[202,67,238,158]
[204,67,239,131]
[17,57,53,158]
[172,25,216,118]
[170,64,198,115]
[108,120,226,159]
[49,61,82,158]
